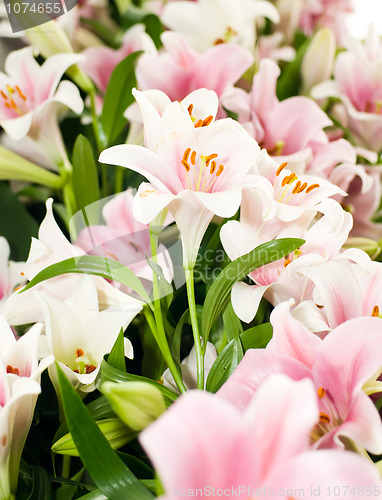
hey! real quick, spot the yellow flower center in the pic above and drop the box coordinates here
[181,147,225,192]
[1,84,28,115]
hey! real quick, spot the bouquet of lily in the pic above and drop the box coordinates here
[1,0,382,498]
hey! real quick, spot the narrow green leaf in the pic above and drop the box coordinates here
[201,238,305,351]
[72,135,101,211]
[205,339,242,393]
[101,51,142,146]
[98,358,177,403]
[56,363,154,500]
[21,255,152,307]
[241,323,273,351]
[78,491,107,500]
[276,38,309,100]
[0,182,39,260]
[107,328,127,372]
[29,465,52,500]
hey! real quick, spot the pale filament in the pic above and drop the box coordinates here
[1,84,28,115]
[181,147,225,192]
[274,162,320,205]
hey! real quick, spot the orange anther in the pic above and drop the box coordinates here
[194,119,203,128]
[75,348,84,358]
[191,150,196,165]
[181,160,190,172]
[0,90,7,100]
[276,162,288,176]
[317,387,326,399]
[306,183,320,193]
[319,411,330,423]
[7,365,19,375]
[216,165,224,176]
[85,364,97,374]
[292,180,302,194]
[210,161,216,174]
[183,148,191,162]
[187,103,193,116]
[15,86,26,100]
[202,115,213,126]
[372,305,380,317]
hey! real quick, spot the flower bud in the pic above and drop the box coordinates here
[52,418,136,456]
[301,27,336,95]
[101,381,166,431]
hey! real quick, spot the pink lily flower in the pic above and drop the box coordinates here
[277,0,354,45]
[222,58,333,172]
[35,275,141,394]
[100,88,270,268]
[292,248,382,333]
[141,375,382,498]
[2,199,143,326]
[75,190,173,287]
[0,316,53,498]
[80,25,156,94]
[0,47,83,140]
[161,0,279,52]
[0,237,25,312]
[135,31,253,105]
[219,301,382,453]
[312,27,382,152]
[223,196,352,322]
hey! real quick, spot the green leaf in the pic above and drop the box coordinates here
[0,182,39,260]
[276,38,310,100]
[98,357,177,403]
[121,9,163,49]
[107,328,127,372]
[201,238,305,352]
[241,322,273,351]
[28,465,52,500]
[56,363,154,500]
[21,255,152,308]
[205,339,242,393]
[72,135,101,211]
[101,51,142,146]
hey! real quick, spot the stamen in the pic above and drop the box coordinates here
[372,305,380,317]
[283,257,291,267]
[319,411,330,424]
[297,182,307,193]
[202,115,213,126]
[85,364,97,374]
[292,180,302,194]
[190,150,196,165]
[6,365,19,375]
[140,189,156,198]
[181,160,190,172]
[10,98,17,109]
[194,119,203,128]
[6,85,14,94]
[216,165,224,176]
[183,148,191,162]
[76,348,84,358]
[317,387,326,399]
[15,85,26,101]
[0,90,7,100]
[276,162,288,176]
[305,183,320,193]
[210,161,216,174]
[187,103,193,116]
[4,102,12,109]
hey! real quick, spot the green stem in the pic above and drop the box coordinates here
[115,166,124,193]
[148,231,187,394]
[61,455,71,478]
[89,89,104,154]
[185,268,204,390]
[57,161,77,228]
